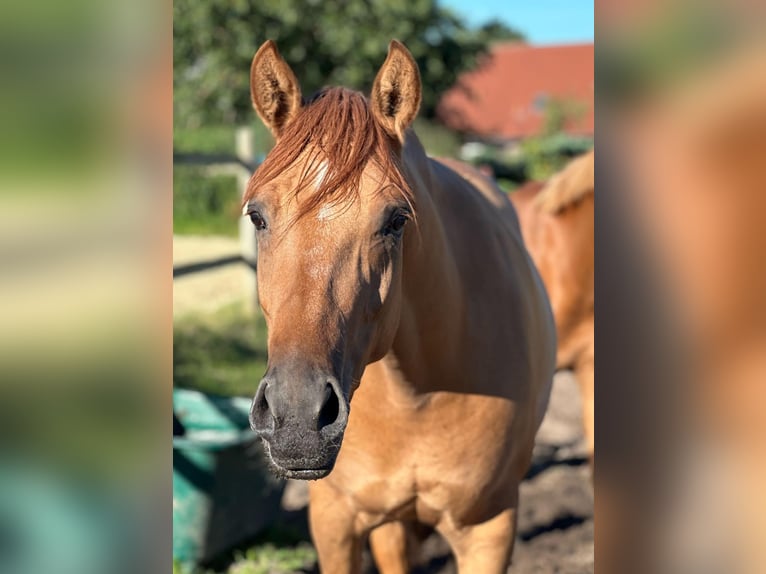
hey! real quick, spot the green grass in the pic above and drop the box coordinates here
[173,166,241,237]
[172,543,316,574]
[174,125,238,155]
[227,544,316,574]
[173,302,268,398]
[173,122,274,157]
[412,118,462,158]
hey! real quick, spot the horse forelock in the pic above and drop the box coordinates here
[243,87,414,219]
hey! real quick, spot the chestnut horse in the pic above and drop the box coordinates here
[244,40,556,573]
[509,151,594,463]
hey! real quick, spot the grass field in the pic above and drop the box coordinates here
[173,168,241,237]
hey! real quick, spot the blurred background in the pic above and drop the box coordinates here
[172,1,594,573]
[0,0,170,573]
[596,2,766,574]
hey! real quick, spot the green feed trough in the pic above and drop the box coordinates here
[173,389,284,566]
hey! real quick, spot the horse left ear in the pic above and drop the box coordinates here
[250,40,302,138]
[371,40,421,143]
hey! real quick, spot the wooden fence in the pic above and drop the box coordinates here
[173,126,260,312]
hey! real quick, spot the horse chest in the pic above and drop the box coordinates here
[329,389,519,528]
[331,456,487,530]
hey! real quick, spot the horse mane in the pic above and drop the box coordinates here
[535,150,594,215]
[243,87,414,218]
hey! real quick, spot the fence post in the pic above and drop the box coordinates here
[236,127,258,315]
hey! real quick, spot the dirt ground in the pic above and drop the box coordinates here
[175,235,594,573]
[174,235,251,317]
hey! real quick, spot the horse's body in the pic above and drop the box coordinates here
[310,137,556,572]
[509,151,595,462]
[244,40,556,573]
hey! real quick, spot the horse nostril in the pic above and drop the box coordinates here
[317,382,340,431]
[250,381,275,433]
[261,394,271,417]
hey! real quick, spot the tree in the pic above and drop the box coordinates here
[173,0,523,128]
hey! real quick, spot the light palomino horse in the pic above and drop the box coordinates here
[244,40,556,573]
[509,151,595,464]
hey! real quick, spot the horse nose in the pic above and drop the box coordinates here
[249,373,345,435]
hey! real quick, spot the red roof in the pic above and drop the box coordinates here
[437,43,594,140]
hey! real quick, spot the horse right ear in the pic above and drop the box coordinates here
[250,41,302,138]
[371,40,421,143]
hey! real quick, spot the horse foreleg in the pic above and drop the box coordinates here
[369,521,414,574]
[308,480,364,574]
[438,504,518,574]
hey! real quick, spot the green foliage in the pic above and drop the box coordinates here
[173,0,523,128]
[519,138,566,182]
[174,125,238,155]
[540,98,588,137]
[411,118,462,158]
[173,302,269,398]
[520,134,592,182]
[174,122,274,158]
[467,131,592,185]
[173,167,240,236]
[520,98,591,181]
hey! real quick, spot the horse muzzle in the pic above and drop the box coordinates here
[249,371,349,480]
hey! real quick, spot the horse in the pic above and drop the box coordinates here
[509,151,595,464]
[243,40,556,573]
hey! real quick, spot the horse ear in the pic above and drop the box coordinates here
[250,40,302,138]
[371,40,421,143]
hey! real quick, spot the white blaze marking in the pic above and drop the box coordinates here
[314,160,335,221]
[314,160,329,190]
[314,160,336,222]
[317,204,335,221]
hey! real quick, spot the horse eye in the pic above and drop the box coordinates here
[249,210,267,230]
[382,210,409,237]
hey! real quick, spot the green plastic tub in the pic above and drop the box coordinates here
[173,389,284,566]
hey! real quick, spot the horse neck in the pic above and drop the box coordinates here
[384,132,466,392]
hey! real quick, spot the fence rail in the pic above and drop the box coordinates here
[173,126,259,313]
